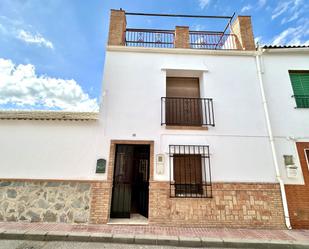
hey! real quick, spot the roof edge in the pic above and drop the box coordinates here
[0,110,99,121]
[263,45,309,49]
[107,45,258,56]
[262,45,309,53]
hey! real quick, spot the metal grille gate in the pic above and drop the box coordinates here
[110,145,150,218]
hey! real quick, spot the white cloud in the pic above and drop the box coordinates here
[0,58,99,112]
[0,16,54,50]
[17,30,54,49]
[0,23,7,34]
[271,0,303,20]
[281,10,300,24]
[272,28,294,45]
[271,1,291,19]
[241,5,252,13]
[271,19,309,45]
[192,24,206,31]
[199,0,211,9]
[258,0,267,8]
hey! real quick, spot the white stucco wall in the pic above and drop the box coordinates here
[3,48,307,183]
[101,48,276,183]
[262,52,309,184]
[0,119,107,180]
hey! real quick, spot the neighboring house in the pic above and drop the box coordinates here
[260,47,309,228]
[0,9,308,229]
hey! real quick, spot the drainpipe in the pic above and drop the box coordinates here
[255,46,292,229]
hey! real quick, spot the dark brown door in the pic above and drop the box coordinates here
[173,154,203,195]
[166,77,202,126]
[111,145,134,218]
[131,146,150,218]
[111,145,150,218]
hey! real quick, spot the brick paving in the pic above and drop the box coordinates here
[0,222,309,243]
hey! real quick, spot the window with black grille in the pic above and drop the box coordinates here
[169,145,212,198]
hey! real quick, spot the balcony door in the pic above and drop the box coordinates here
[166,77,202,126]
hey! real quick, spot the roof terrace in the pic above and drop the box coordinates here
[108,9,255,51]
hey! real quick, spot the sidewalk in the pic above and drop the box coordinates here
[1,222,309,248]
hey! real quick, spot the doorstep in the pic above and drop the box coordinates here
[107,213,148,225]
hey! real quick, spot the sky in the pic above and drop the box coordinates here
[0,0,308,112]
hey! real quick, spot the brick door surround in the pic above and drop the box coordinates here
[90,140,154,224]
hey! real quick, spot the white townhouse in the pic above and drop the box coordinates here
[259,46,309,229]
[0,9,308,229]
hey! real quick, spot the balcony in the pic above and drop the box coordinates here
[161,97,215,127]
[108,10,256,51]
[125,29,239,50]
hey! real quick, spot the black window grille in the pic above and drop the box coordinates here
[169,145,212,198]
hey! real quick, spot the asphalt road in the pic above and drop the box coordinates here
[0,240,236,249]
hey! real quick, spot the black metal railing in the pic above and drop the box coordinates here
[189,31,239,50]
[169,145,212,198]
[293,95,309,108]
[161,97,215,126]
[125,29,240,50]
[125,28,175,48]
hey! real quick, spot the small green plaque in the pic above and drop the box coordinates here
[96,159,106,173]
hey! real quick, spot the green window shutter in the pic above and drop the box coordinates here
[289,72,309,108]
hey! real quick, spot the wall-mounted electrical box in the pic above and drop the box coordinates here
[286,165,298,178]
[156,154,165,175]
[284,155,294,166]
[283,155,297,178]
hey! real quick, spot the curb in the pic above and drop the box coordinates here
[0,230,309,248]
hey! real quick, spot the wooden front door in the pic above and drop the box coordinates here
[166,77,202,126]
[131,146,150,218]
[110,145,150,218]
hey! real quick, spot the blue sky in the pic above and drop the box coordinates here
[0,0,308,111]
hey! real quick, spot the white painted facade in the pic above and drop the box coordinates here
[0,120,105,180]
[261,50,309,184]
[0,47,308,185]
[101,48,275,183]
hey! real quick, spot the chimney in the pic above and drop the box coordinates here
[108,9,126,46]
[231,16,255,51]
[175,26,190,49]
